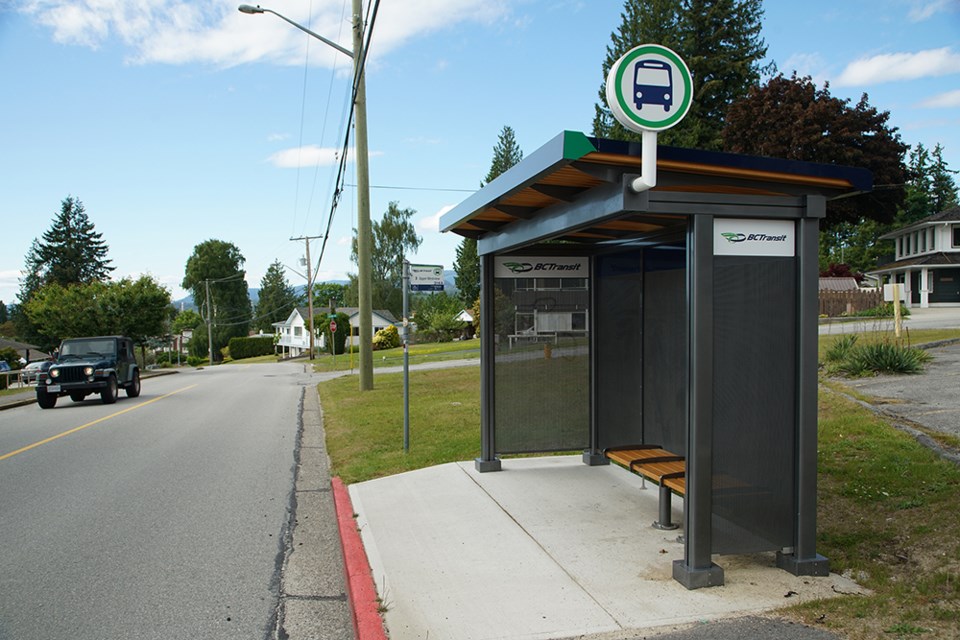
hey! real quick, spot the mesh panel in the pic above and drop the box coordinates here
[712,256,796,553]
[493,271,590,454]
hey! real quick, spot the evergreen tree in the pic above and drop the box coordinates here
[930,144,959,213]
[182,239,252,360]
[15,196,113,345]
[483,126,524,186]
[454,126,524,308]
[898,143,934,226]
[593,0,768,150]
[36,196,113,287]
[454,238,480,308]
[254,260,298,333]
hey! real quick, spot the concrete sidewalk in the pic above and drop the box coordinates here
[349,456,865,640]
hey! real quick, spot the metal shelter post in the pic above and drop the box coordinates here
[674,214,724,589]
[476,254,501,472]
[584,254,607,466]
[778,198,830,575]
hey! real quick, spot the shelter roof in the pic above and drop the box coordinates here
[440,131,873,249]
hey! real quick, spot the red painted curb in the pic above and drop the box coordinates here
[332,477,388,640]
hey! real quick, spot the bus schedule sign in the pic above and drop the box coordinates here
[605,44,692,133]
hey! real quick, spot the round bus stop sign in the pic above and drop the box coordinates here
[605,44,693,133]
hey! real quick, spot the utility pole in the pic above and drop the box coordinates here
[353,0,374,390]
[291,235,323,360]
[205,279,213,366]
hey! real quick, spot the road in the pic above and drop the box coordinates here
[818,305,960,335]
[0,363,313,640]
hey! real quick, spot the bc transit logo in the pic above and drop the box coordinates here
[721,232,747,243]
[503,262,534,273]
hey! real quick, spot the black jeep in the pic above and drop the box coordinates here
[37,336,141,409]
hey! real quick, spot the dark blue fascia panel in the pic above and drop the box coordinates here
[587,136,874,193]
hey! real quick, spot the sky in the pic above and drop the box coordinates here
[1,0,959,307]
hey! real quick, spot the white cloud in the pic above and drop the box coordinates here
[268,145,343,168]
[834,47,960,86]
[909,0,955,21]
[419,204,455,233]
[780,52,830,85]
[336,236,351,246]
[19,0,511,68]
[920,89,960,108]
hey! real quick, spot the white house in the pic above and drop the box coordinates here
[870,205,960,307]
[273,307,317,357]
[272,306,400,356]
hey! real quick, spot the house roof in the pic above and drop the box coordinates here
[879,205,960,240]
[0,338,50,361]
[440,131,872,250]
[818,277,860,292]
[869,251,960,274]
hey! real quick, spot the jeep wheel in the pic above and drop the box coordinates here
[70,392,86,402]
[126,369,141,398]
[101,374,118,404]
[37,390,57,409]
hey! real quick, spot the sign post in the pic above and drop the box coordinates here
[402,263,444,452]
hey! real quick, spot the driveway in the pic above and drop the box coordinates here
[839,341,960,444]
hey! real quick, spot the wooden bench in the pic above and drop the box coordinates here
[604,444,685,530]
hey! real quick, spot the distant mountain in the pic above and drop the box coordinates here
[172,275,457,312]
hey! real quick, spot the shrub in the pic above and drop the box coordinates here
[825,334,858,363]
[372,324,400,351]
[836,341,932,376]
[187,355,207,367]
[228,336,275,360]
[850,302,910,318]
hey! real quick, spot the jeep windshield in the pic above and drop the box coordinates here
[60,339,116,359]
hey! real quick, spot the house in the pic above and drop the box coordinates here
[336,307,399,346]
[272,306,399,356]
[870,205,960,307]
[273,307,317,357]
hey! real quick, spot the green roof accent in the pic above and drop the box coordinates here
[561,130,597,161]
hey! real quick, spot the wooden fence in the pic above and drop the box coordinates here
[819,290,884,317]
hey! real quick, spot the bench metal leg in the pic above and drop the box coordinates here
[653,484,679,530]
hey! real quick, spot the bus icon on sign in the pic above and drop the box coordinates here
[633,59,673,112]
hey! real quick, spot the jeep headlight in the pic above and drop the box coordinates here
[50,368,60,378]
[84,366,94,376]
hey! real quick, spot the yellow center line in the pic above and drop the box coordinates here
[0,384,198,463]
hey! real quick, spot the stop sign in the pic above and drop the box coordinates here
[330,320,338,333]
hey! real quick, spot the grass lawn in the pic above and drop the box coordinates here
[318,328,960,638]
[310,340,479,374]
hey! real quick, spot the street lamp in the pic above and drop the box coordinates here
[239,2,375,391]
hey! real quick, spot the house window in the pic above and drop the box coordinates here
[953,225,960,248]
[294,326,302,337]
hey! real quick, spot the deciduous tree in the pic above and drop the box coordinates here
[350,202,421,317]
[723,73,908,229]
[182,240,252,360]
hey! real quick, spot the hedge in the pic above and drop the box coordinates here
[228,336,275,360]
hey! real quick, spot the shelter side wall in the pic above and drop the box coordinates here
[711,255,797,554]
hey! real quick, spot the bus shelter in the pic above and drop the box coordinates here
[439,131,872,589]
